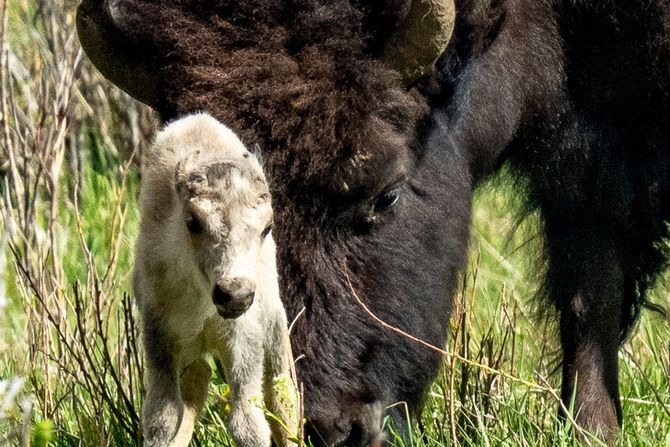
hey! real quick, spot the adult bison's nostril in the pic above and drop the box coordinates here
[212,281,255,318]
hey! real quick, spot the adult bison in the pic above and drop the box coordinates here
[77,0,670,445]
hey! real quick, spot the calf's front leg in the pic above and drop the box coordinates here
[142,318,210,447]
[141,317,183,447]
[172,359,211,446]
[216,325,272,447]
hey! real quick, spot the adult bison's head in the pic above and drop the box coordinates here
[77,1,470,445]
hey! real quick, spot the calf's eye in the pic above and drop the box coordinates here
[185,214,203,234]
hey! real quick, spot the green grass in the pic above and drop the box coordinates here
[1,1,668,446]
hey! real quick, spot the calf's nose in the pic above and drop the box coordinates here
[212,278,255,318]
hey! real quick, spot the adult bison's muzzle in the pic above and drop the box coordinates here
[304,400,383,447]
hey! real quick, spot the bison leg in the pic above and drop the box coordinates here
[141,318,187,447]
[215,324,272,447]
[142,365,183,447]
[172,359,211,445]
[546,223,623,445]
[142,355,209,447]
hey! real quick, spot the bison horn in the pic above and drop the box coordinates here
[76,0,160,108]
[384,0,456,85]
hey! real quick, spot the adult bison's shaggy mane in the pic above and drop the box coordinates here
[113,0,427,203]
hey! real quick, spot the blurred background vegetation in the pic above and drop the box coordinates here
[0,1,668,446]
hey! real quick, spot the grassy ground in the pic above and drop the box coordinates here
[1,1,669,446]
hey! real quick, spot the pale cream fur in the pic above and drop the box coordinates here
[133,113,298,447]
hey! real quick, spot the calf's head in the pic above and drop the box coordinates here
[155,115,273,318]
[176,155,273,318]
[79,1,466,445]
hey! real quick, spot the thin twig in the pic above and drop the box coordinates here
[342,263,557,394]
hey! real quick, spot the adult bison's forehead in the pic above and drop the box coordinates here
[112,0,428,186]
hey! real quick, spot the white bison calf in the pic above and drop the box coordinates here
[133,113,298,447]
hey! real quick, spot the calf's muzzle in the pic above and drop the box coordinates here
[212,278,255,318]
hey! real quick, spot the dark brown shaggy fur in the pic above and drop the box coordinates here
[115,0,426,201]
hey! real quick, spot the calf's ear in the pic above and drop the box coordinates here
[76,0,161,108]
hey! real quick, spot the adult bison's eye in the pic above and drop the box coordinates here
[354,183,404,231]
[185,213,203,234]
[261,223,273,240]
[373,187,402,213]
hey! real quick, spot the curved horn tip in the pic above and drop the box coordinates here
[76,0,161,108]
